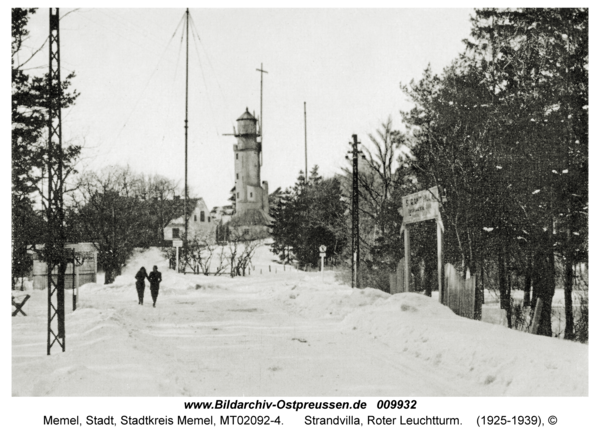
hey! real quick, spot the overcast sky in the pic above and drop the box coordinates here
[16,7,475,209]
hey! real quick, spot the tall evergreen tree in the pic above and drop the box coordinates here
[401,8,587,334]
[271,168,347,267]
[12,8,80,288]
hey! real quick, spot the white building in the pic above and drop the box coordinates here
[163,198,216,242]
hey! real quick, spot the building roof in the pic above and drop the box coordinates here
[236,108,257,122]
[229,208,273,227]
[28,242,98,255]
[166,198,208,227]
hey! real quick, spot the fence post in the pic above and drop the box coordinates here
[71,250,76,311]
[397,258,405,293]
[437,221,444,304]
[389,273,397,294]
[75,263,80,308]
[404,227,411,295]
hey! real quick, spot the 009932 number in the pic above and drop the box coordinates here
[376,400,417,410]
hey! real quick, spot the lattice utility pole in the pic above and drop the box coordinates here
[46,8,66,354]
[347,134,362,288]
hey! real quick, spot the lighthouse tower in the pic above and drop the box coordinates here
[232,108,270,227]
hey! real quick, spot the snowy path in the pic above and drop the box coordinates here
[12,246,587,397]
[120,279,469,396]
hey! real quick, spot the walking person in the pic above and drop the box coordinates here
[134,267,149,305]
[148,265,162,308]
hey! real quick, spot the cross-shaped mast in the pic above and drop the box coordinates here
[256,63,268,166]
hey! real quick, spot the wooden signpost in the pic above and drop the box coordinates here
[399,186,445,302]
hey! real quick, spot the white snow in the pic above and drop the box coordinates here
[12,244,587,396]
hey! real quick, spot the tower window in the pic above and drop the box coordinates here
[250,192,253,198]
[173,228,180,239]
[237,192,239,199]
[208,217,211,223]
[236,153,238,160]
[194,215,197,222]
[236,173,239,180]
[201,211,205,222]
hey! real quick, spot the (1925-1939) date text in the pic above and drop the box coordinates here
[477,415,543,427]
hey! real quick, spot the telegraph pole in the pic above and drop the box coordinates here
[347,134,362,288]
[46,8,66,354]
[256,63,268,166]
[184,8,189,273]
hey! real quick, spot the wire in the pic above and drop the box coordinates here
[97,9,167,48]
[190,16,236,184]
[159,23,186,147]
[189,14,233,123]
[77,10,165,55]
[189,23,220,138]
[99,13,186,159]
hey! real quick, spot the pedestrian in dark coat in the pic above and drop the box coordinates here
[135,267,149,305]
[148,265,162,308]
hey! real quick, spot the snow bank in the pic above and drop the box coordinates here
[341,293,587,396]
[12,245,587,397]
[260,258,587,396]
[268,273,389,319]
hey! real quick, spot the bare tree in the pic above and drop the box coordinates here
[73,166,151,283]
[227,228,262,277]
[212,244,229,276]
[183,232,217,275]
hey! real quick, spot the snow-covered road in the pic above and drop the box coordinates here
[12,245,587,396]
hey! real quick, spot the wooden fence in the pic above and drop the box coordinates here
[389,261,480,320]
[31,252,97,290]
[444,263,477,319]
[389,257,414,294]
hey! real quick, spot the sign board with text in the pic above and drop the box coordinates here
[173,239,183,248]
[399,186,446,305]
[401,186,441,225]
